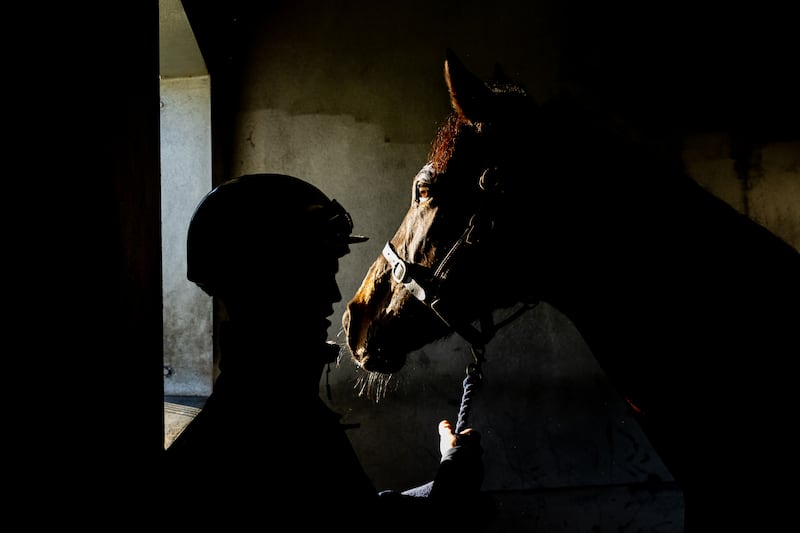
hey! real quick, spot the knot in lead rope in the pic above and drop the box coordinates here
[455,345,485,434]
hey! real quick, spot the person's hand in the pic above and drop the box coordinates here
[438,419,480,456]
[434,420,484,499]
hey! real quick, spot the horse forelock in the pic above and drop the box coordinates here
[428,113,467,173]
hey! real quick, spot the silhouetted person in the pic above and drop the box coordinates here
[165,174,485,531]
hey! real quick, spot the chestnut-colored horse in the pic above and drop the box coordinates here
[343,49,800,531]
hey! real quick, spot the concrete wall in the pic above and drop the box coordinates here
[159,0,214,396]
[683,134,800,250]
[160,76,213,396]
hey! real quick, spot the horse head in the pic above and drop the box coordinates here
[343,49,544,375]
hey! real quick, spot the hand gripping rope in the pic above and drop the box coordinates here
[398,344,486,499]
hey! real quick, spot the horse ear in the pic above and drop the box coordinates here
[444,48,494,123]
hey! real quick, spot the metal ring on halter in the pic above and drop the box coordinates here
[466,362,483,382]
[382,241,428,302]
[391,259,408,284]
[467,345,485,382]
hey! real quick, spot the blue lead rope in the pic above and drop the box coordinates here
[398,345,485,498]
[455,345,485,434]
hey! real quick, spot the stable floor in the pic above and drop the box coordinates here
[164,396,205,449]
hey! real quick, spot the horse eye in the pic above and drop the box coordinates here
[416,182,432,203]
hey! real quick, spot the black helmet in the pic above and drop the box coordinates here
[186,174,367,296]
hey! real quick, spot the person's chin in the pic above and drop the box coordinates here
[318,320,332,343]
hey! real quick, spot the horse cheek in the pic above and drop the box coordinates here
[343,259,395,358]
[343,266,377,353]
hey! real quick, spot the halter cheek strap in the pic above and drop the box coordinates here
[383,239,490,345]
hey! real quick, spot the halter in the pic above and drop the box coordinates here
[382,163,538,432]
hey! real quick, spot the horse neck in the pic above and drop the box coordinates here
[506,145,800,365]
[504,139,719,326]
